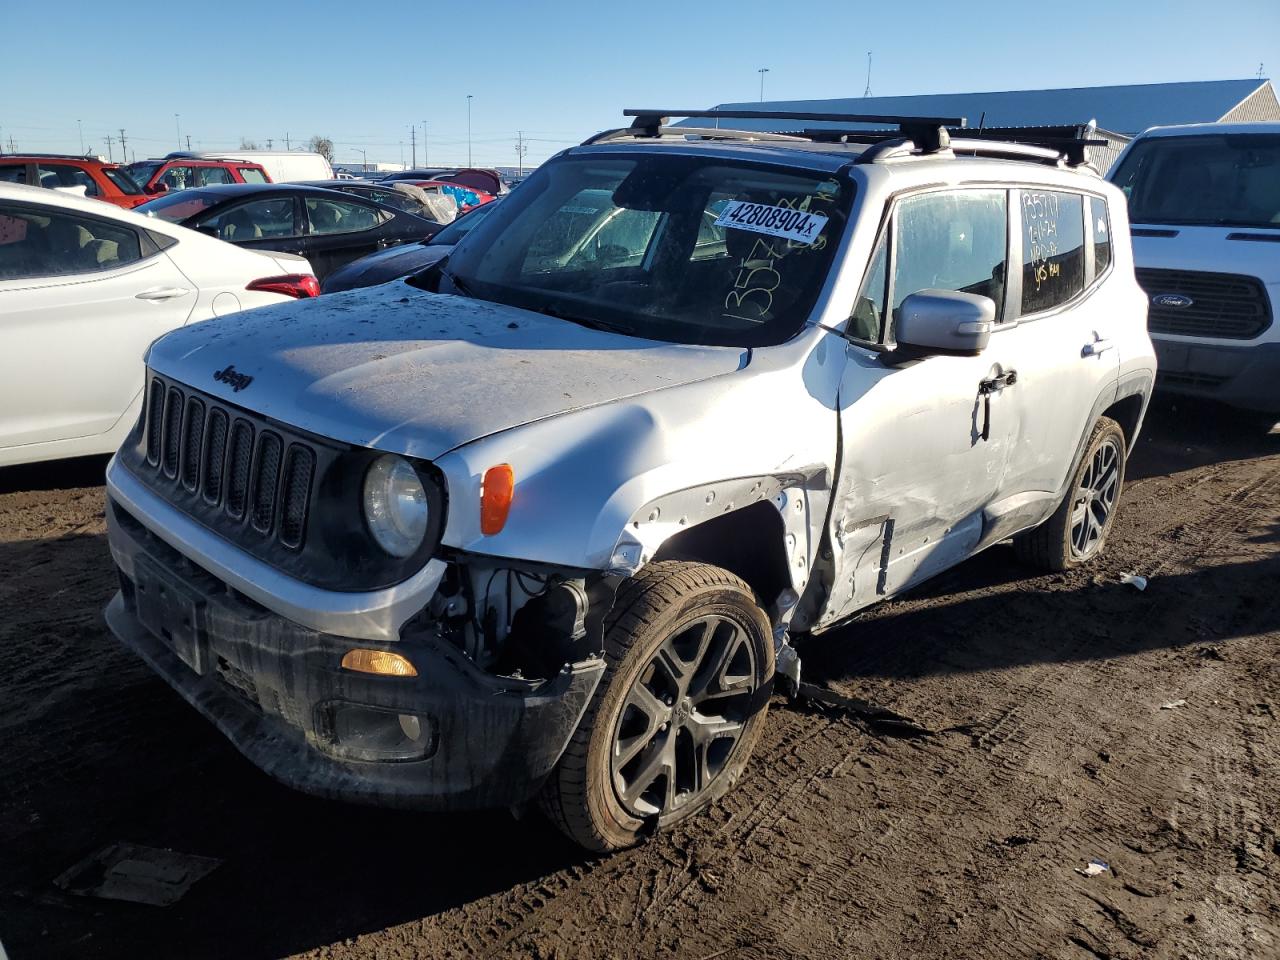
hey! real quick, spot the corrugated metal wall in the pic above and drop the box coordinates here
[1220,82,1280,123]
[1089,130,1130,174]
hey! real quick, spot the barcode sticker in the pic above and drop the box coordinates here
[714,201,828,245]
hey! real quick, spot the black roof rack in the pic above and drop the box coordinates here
[614,108,965,154]
[581,109,1102,170]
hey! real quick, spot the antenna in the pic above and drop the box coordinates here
[1258,62,1266,80]
[863,51,873,97]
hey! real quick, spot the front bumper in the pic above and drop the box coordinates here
[1152,338,1280,413]
[105,498,605,810]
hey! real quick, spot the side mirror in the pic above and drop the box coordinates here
[894,290,995,357]
[147,182,169,195]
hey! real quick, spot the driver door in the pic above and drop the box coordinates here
[816,187,1018,630]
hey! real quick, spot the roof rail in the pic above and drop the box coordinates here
[617,108,966,154]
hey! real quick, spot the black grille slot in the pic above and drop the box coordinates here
[279,445,315,549]
[250,432,283,534]
[161,387,183,478]
[203,409,229,505]
[145,378,164,465]
[226,419,254,520]
[180,398,205,493]
[1136,268,1273,340]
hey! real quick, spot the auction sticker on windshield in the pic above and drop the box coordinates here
[714,201,828,245]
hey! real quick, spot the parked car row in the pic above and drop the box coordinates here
[0,182,318,467]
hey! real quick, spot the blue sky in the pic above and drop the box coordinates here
[2,0,1276,169]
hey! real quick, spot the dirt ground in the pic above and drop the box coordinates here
[0,397,1277,960]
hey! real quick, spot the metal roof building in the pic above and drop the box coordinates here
[698,79,1280,171]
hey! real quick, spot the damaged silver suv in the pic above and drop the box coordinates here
[104,109,1155,850]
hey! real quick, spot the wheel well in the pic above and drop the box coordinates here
[1102,393,1145,450]
[651,501,790,608]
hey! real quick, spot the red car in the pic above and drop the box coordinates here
[125,157,272,193]
[0,154,152,209]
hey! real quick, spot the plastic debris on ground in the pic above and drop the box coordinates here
[1120,573,1148,591]
[1160,698,1188,710]
[1075,859,1111,878]
[53,842,222,906]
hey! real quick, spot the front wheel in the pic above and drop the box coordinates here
[539,561,774,851]
[1015,416,1128,571]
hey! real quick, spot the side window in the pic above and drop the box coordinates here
[38,164,100,197]
[891,189,1007,332]
[195,166,234,187]
[850,229,889,342]
[305,197,384,235]
[237,167,268,184]
[204,198,297,241]
[0,203,142,279]
[1090,196,1112,280]
[159,165,196,191]
[0,164,29,184]
[1020,191,1085,314]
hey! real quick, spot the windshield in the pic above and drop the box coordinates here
[443,153,850,347]
[103,166,143,194]
[137,189,224,222]
[427,198,500,245]
[126,161,163,187]
[1111,133,1280,228]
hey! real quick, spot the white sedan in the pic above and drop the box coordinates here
[0,182,319,467]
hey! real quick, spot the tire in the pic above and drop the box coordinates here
[539,560,774,851]
[1014,416,1127,571]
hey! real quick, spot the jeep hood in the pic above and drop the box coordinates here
[146,283,748,460]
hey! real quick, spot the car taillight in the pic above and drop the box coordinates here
[246,274,320,299]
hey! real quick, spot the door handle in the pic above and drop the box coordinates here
[1082,335,1114,357]
[135,286,191,302]
[977,370,1017,442]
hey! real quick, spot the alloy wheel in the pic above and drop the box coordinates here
[1070,438,1121,560]
[610,614,759,818]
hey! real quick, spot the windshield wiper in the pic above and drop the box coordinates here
[529,303,632,335]
[441,268,476,298]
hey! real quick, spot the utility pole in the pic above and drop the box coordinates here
[515,131,527,177]
[356,147,367,172]
[863,51,873,97]
[410,124,416,168]
[285,132,290,150]
[758,67,769,102]
[422,120,428,167]
[118,129,127,161]
[466,94,473,167]
[78,119,84,155]
[105,135,114,162]
[175,113,181,150]
[186,135,192,150]
[266,138,273,149]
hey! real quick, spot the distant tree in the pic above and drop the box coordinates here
[239,138,260,150]
[308,136,335,164]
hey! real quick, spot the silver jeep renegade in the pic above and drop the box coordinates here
[104,109,1156,850]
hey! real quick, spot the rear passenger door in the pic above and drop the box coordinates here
[983,189,1121,540]
[0,202,196,449]
[197,197,305,254]
[300,196,389,278]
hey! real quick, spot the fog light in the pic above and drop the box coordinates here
[324,703,438,761]
[340,648,418,677]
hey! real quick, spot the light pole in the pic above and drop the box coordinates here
[757,67,770,102]
[77,119,84,155]
[356,148,367,173]
[466,94,473,167]
[422,119,428,167]
[175,113,181,150]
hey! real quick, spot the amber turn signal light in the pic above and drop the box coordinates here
[340,649,418,677]
[480,464,514,535]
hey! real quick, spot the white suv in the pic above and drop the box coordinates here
[103,109,1154,851]
[1109,122,1280,413]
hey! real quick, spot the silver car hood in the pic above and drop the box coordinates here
[147,283,748,460]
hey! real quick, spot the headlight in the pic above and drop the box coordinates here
[363,455,429,557]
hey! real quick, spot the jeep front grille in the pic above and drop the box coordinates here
[1135,268,1272,340]
[142,375,315,550]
